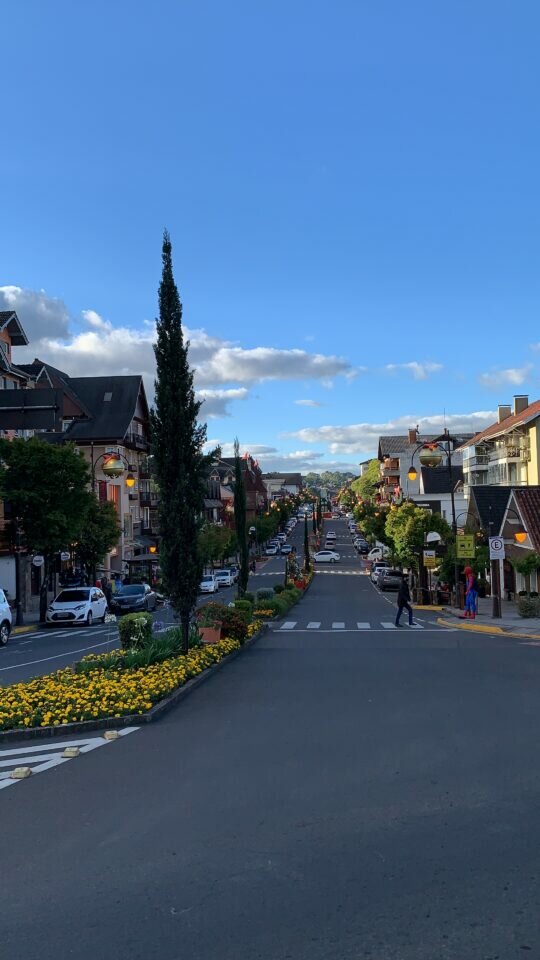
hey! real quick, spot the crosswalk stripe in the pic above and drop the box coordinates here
[307,622,321,629]
[381,622,397,629]
[332,622,345,629]
[356,622,370,629]
[280,621,297,630]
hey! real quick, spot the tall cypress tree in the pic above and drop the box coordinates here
[303,515,311,573]
[234,439,249,597]
[151,231,208,653]
[317,497,322,530]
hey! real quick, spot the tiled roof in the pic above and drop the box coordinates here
[513,488,540,552]
[64,376,145,442]
[459,400,540,449]
[379,434,473,458]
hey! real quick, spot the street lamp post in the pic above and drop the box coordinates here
[408,429,460,606]
[14,517,24,627]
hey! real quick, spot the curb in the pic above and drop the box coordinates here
[12,625,37,636]
[436,617,540,641]
[0,625,268,744]
[412,604,444,612]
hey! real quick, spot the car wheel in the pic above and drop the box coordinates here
[0,621,10,646]
[86,611,93,627]
[331,558,336,564]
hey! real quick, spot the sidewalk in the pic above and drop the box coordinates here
[12,610,42,635]
[438,595,540,640]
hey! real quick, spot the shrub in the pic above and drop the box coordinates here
[256,588,274,602]
[233,599,253,616]
[217,607,249,644]
[118,612,153,650]
[243,591,254,603]
[530,591,539,598]
[273,584,285,594]
[196,601,228,626]
[518,596,540,618]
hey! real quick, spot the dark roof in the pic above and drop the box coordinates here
[513,488,540,551]
[0,310,29,346]
[262,472,303,485]
[379,433,474,459]
[63,376,144,442]
[469,486,518,535]
[421,465,463,494]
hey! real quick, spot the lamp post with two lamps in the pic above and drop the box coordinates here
[407,430,461,605]
[89,448,136,585]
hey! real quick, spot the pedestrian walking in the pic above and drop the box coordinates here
[395,574,414,627]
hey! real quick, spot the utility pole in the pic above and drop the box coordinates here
[14,517,24,626]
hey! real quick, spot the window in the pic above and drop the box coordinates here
[143,507,150,528]
[98,481,108,502]
[103,392,113,402]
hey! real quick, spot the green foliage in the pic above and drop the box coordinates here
[518,596,540,618]
[76,496,120,579]
[234,439,249,596]
[385,502,452,570]
[354,502,392,546]
[233,598,253,617]
[350,459,381,504]
[118,612,154,649]
[198,523,236,567]
[303,515,311,573]
[243,591,255,603]
[151,231,209,652]
[76,627,201,674]
[256,588,274,602]
[197,601,248,643]
[512,551,540,594]
[273,583,285,594]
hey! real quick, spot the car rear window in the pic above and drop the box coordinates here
[117,585,145,596]
[385,570,403,577]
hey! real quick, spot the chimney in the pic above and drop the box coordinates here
[513,395,529,416]
[498,404,511,423]
[408,428,417,444]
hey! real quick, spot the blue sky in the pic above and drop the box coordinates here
[2,0,540,472]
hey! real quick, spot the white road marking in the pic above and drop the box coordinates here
[357,622,370,629]
[307,622,321,629]
[332,622,345,629]
[0,728,139,790]
[381,622,397,629]
[0,636,119,675]
[280,621,297,630]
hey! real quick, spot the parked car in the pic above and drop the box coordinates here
[265,545,279,556]
[110,583,157,614]
[326,531,336,541]
[313,549,340,563]
[281,544,293,555]
[0,588,12,645]
[370,562,391,584]
[276,533,287,542]
[46,587,108,626]
[377,569,404,591]
[214,570,234,588]
[367,546,390,562]
[229,564,240,582]
[354,538,370,554]
[199,574,219,594]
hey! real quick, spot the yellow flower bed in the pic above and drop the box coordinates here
[0,637,240,732]
[253,608,275,618]
[247,619,263,637]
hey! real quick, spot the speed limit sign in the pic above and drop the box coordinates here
[489,537,505,560]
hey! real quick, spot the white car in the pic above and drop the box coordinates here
[326,531,336,541]
[46,587,107,627]
[199,575,219,594]
[368,546,389,562]
[265,545,279,556]
[313,549,340,563]
[215,570,234,587]
[0,588,12,646]
[281,544,293,555]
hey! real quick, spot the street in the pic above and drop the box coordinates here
[2,519,540,958]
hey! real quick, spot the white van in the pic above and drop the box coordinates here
[367,546,390,562]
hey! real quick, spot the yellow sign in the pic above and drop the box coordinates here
[456,535,475,559]
[423,550,438,569]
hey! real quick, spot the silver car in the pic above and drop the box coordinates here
[377,569,404,591]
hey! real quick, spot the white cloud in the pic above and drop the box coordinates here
[0,285,70,341]
[193,344,353,387]
[204,441,352,474]
[285,411,496,456]
[385,361,443,380]
[479,365,533,389]
[196,388,248,419]
[295,399,322,407]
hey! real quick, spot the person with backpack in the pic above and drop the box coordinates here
[462,566,478,619]
[395,574,414,627]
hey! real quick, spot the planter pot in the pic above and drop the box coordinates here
[199,625,222,644]
[294,579,305,589]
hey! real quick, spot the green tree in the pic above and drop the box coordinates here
[351,459,381,503]
[234,439,249,597]
[198,523,236,569]
[316,497,322,531]
[512,552,540,594]
[151,231,209,653]
[0,437,92,620]
[385,502,452,571]
[76,497,120,583]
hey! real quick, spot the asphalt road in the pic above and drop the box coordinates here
[4,519,540,959]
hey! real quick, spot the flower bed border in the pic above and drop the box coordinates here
[0,624,268,744]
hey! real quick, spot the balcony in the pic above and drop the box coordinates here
[381,459,400,476]
[125,431,150,451]
[489,437,530,462]
[383,475,400,486]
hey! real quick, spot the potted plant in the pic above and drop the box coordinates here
[196,604,222,644]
